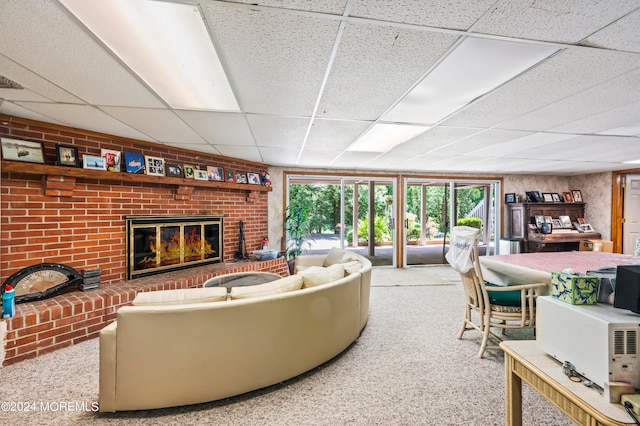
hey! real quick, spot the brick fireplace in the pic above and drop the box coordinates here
[0,115,281,365]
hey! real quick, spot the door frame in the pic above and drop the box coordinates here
[612,168,640,253]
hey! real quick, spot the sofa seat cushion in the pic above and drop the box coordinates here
[132,287,229,306]
[230,275,303,300]
[298,263,345,288]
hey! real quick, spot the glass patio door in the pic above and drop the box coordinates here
[403,178,501,267]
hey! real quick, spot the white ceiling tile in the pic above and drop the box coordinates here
[389,126,484,154]
[222,0,348,15]
[350,0,495,30]
[100,107,206,144]
[318,22,458,121]
[214,145,263,163]
[551,101,640,135]
[470,132,574,158]
[444,47,640,129]
[326,150,381,168]
[0,101,66,126]
[246,115,310,148]
[176,110,255,146]
[0,0,165,108]
[0,54,81,103]
[471,0,638,43]
[582,9,640,53]
[297,150,344,167]
[13,102,153,141]
[304,119,371,151]
[498,68,640,132]
[202,3,339,116]
[259,147,302,166]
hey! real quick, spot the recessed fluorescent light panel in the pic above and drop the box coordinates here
[347,123,429,152]
[60,0,239,111]
[383,37,560,125]
[624,159,640,164]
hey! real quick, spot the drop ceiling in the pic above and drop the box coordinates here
[1,0,639,175]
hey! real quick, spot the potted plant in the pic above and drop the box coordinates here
[284,204,313,274]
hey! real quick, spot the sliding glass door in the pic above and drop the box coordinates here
[403,178,500,267]
[286,175,397,267]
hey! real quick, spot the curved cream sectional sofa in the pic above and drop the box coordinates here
[99,249,371,412]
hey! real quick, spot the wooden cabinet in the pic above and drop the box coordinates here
[506,202,601,253]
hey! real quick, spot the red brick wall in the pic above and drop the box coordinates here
[0,115,271,286]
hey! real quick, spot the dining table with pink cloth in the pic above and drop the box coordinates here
[479,251,640,287]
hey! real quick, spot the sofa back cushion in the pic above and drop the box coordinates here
[298,263,345,288]
[229,275,303,300]
[132,287,229,306]
[323,247,346,266]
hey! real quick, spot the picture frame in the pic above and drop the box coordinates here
[247,172,261,185]
[225,170,234,182]
[544,215,553,224]
[165,162,184,178]
[194,169,209,180]
[559,215,572,228]
[100,148,121,172]
[571,190,583,203]
[581,223,594,232]
[207,166,224,181]
[83,155,107,170]
[55,144,80,167]
[552,218,562,229]
[542,192,554,203]
[183,164,195,179]
[552,193,562,203]
[235,172,247,184]
[1,137,45,163]
[577,217,587,225]
[563,192,574,203]
[123,152,145,174]
[541,222,552,234]
[532,191,542,202]
[145,155,165,176]
[505,193,516,203]
[535,215,544,228]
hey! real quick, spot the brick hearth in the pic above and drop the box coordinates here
[1,258,288,366]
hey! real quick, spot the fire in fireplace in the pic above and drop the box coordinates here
[126,215,223,280]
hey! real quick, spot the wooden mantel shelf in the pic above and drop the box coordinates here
[1,160,272,192]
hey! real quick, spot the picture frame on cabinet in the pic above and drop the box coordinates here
[577,217,586,225]
[505,193,516,203]
[563,192,574,203]
[124,152,145,174]
[541,223,552,234]
[559,215,572,228]
[542,192,554,202]
[145,155,165,176]
[552,193,562,202]
[1,137,45,163]
[55,144,80,167]
[194,169,208,180]
[165,162,184,178]
[83,155,107,170]
[183,164,195,179]
[535,215,544,228]
[571,190,583,203]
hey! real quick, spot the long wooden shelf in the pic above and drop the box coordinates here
[0,160,272,192]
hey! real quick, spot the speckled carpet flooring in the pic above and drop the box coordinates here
[1,266,572,425]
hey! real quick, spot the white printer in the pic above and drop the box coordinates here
[537,296,640,389]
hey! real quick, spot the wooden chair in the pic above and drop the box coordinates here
[451,229,547,358]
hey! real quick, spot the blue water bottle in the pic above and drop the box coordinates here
[2,285,15,319]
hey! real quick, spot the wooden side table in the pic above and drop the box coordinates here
[501,340,635,426]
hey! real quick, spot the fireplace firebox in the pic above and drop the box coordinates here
[126,215,223,280]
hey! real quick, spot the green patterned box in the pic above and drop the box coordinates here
[551,272,599,305]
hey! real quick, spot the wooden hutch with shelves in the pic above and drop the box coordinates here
[506,202,600,253]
